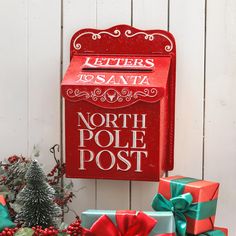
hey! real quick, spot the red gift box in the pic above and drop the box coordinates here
[152,176,219,235]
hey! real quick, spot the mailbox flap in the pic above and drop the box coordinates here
[61,55,171,109]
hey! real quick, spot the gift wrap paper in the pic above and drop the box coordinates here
[187,228,227,236]
[213,227,228,236]
[81,209,176,235]
[0,195,15,232]
[152,176,219,235]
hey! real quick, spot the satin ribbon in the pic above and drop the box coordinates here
[0,203,15,232]
[152,177,217,236]
[83,210,157,236]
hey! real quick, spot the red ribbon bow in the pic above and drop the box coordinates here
[83,210,157,236]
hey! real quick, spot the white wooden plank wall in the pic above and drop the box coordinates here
[63,0,97,219]
[27,0,61,171]
[0,0,61,171]
[131,0,168,211]
[205,0,236,234]
[0,0,28,158]
[1,0,236,234]
[169,0,205,179]
[95,0,131,212]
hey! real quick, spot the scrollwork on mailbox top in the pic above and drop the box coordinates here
[63,86,164,109]
[70,24,176,59]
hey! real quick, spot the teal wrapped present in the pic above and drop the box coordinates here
[81,209,176,235]
[187,227,228,236]
[0,195,15,232]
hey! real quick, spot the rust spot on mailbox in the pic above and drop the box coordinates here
[61,25,176,181]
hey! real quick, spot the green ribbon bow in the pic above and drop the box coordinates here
[152,177,217,236]
[0,203,15,232]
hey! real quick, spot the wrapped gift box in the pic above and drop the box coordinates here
[0,195,15,232]
[187,227,228,236]
[152,176,219,235]
[81,209,176,235]
[213,227,228,236]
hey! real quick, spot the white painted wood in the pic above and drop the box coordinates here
[96,0,131,210]
[169,0,205,179]
[133,0,168,30]
[63,0,97,223]
[27,0,61,171]
[96,0,131,29]
[130,181,158,211]
[63,0,97,72]
[131,0,168,211]
[205,0,236,233]
[0,0,28,158]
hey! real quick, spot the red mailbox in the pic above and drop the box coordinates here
[61,25,176,181]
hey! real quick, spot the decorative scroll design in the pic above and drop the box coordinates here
[125,30,173,52]
[66,88,158,103]
[66,89,90,99]
[133,88,158,98]
[73,30,121,50]
[91,88,132,103]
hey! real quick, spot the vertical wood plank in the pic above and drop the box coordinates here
[133,0,168,29]
[131,0,168,211]
[96,0,132,28]
[28,0,61,171]
[169,0,205,179]
[0,0,28,158]
[205,0,236,234]
[63,0,97,73]
[63,0,97,223]
[96,0,131,210]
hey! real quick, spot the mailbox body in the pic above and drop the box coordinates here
[61,25,176,181]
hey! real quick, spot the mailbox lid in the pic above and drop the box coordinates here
[61,55,171,109]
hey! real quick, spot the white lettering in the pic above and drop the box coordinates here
[78,112,94,130]
[95,130,114,148]
[133,114,147,129]
[90,113,105,128]
[79,149,94,170]
[131,130,146,149]
[95,74,106,84]
[105,113,118,128]
[131,151,148,172]
[96,150,116,170]
[117,151,131,171]
[83,57,155,68]
[114,130,129,148]
[145,58,155,68]
[139,76,150,85]
[79,129,93,147]
[118,114,132,128]
[76,74,151,85]
[78,112,147,130]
